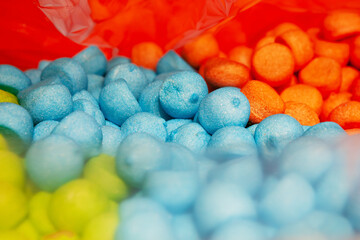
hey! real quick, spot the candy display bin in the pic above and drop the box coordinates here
[1,0,360,240]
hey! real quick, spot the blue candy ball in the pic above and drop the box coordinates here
[73,46,107,76]
[101,125,124,156]
[119,197,170,219]
[210,220,268,240]
[140,67,157,82]
[105,120,120,129]
[164,119,192,139]
[172,214,200,240]
[24,69,41,85]
[72,90,99,106]
[38,60,51,70]
[346,188,360,231]
[106,56,130,73]
[0,65,31,95]
[87,74,104,101]
[303,122,346,142]
[156,50,194,74]
[165,142,198,171]
[246,124,258,136]
[33,120,59,141]
[73,99,105,126]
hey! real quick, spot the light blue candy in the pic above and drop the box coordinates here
[0,103,33,154]
[302,125,311,131]
[210,220,268,240]
[276,222,327,240]
[52,111,102,158]
[73,46,107,76]
[159,71,208,119]
[41,58,88,95]
[198,87,250,134]
[73,99,105,126]
[255,114,303,164]
[0,65,31,95]
[25,134,85,192]
[156,50,194,74]
[140,67,157,82]
[165,142,198,171]
[172,214,200,240]
[99,79,141,126]
[303,122,346,142]
[247,124,258,136]
[105,120,120,129]
[101,125,124,156]
[193,181,256,237]
[107,56,130,73]
[259,174,315,227]
[121,112,167,142]
[72,90,98,106]
[169,122,210,153]
[197,158,217,184]
[38,60,51,70]
[346,188,360,231]
[18,83,73,124]
[104,63,149,99]
[24,69,41,85]
[138,80,171,120]
[33,120,59,141]
[87,74,104,101]
[164,119,192,139]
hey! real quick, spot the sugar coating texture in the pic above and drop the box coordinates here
[346,188,360,231]
[72,90,99,106]
[73,46,107,76]
[101,125,124,156]
[99,79,141,126]
[255,114,303,163]
[25,134,85,192]
[247,124,258,136]
[105,120,120,129]
[87,74,104,101]
[19,83,73,124]
[156,50,194,74]
[0,65,31,95]
[172,214,200,240]
[104,63,149,99]
[106,56,130,73]
[0,103,33,154]
[303,121,346,141]
[210,220,268,240]
[38,60,51,70]
[198,87,250,134]
[73,99,105,126]
[164,119,192,138]
[139,80,171,120]
[52,111,102,158]
[33,120,59,141]
[25,69,41,85]
[140,67,157,82]
[41,58,88,95]
[121,112,167,142]
[169,122,210,153]
[165,142,198,171]
[159,71,208,118]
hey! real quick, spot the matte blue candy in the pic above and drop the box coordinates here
[25,134,85,192]
[303,122,346,142]
[104,63,149,99]
[41,58,88,95]
[72,90,99,106]
[159,71,208,119]
[33,120,59,141]
[156,50,194,74]
[106,56,130,73]
[0,65,31,95]
[52,111,102,158]
[197,158,217,184]
[121,112,167,142]
[198,87,250,134]
[24,69,41,85]
[99,79,141,126]
[247,124,258,136]
[38,60,51,70]
[138,80,171,120]
[73,99,105,126]
[210,220,268,240]
[105,120,120,129]
[101,125,124,156]
[165,142,198,171]
[172,214,200,240]
[302,125,311,131]
[140,67,157,82]
[254,114,303,163]
[87,74,104,101]
[346,188,360,231]
[73,46,107,76]
[164,119,192,139]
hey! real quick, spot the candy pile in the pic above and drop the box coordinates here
[1,10,360,240]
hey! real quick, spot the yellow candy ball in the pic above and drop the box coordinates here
[42,231,79,240]
[83,154,128,202]
[16,220,40,240]
[0,230,27,240]
[0,182,28,230]
[82,210,119,240]
[49,179,109,234]
[29,192,56,235]
[0,89,18,104]
[0,134,8,151]
[0,150,25,189]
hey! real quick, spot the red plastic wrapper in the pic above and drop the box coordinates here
[0,0,360,70]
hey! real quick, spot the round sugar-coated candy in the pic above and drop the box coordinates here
[0,134,8,151]
[279,136,335,184]
[16,219,40,240]
[0,182,28,230]
[198,158,217,184]
[0,89,18,104]
[139,80,171,120]
[116,133,169,188]
[25,134,85,192]
[82,210,118,240]
[43,231,80,240]
[207,126,257,161]
[87,74,104,101]
[0,103,33,154]
[33,120,59,141]
[101,125,124,156]
[259,174,315,226]
[255,114,303,163]
[276,222,327,240]
[25,69,41,85]
[0,230,29,240]
[303,125,311,131]
[104,63,148,99]
[119,197,170,219]
[0,65,31,95]
[72,90,98,107]
[165,142,198,171]
[140,67,157,82]
[346,188,360,231]
[121,112,167,142]
[164,119,192,138]
[198,87,250,134]
[49,179,109,234]
[52,111,102,158]
[246,124,258,136]
[172,214,200,240]
[73,99,105,126]
[194,181,256,236]
[73,46,107,76]
[159,71,208,118]
[41,58,88,95]
[19,83,73,124]
[99,79,141,126]
[105,120,120,129]
[156,50,194,74]
[38,60,51,70]
[210,220,268,240]
[169,122,210,153]
[0,151,25,189]
[29,192,56,235]
[303,121,346,141]
[106,56,130,73]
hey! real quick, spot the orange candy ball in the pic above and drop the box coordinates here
[321,92,352,121]
[131,42,163,70]
[284,101,320,126]
[322,11,360,41]
[228,46,253,69]
[340,66,359,92]
[329,101,360,129]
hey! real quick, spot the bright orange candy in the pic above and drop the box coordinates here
[254,36,275,50]
[351,77,360,101]
[350,35,360,69]
[266,22,301,37]
[241,80,285,124]
[322,11,360,41]
[275,75,298,94]
[218,51,227,58]
[181,34,219,68]
[340,66,359,92]
[314,39,350,66]
[203,57,250,88]
[228,46,253,69]
[131,42,163,70]
[284,101,320,126]
[299,57,342,97]
[280,84,323,116]
[329,101,360,129]
[321,92,352,121]
[252,43,295,87]
[307,27,320,41]
[276,29,314,71]
[346,128,360,135]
